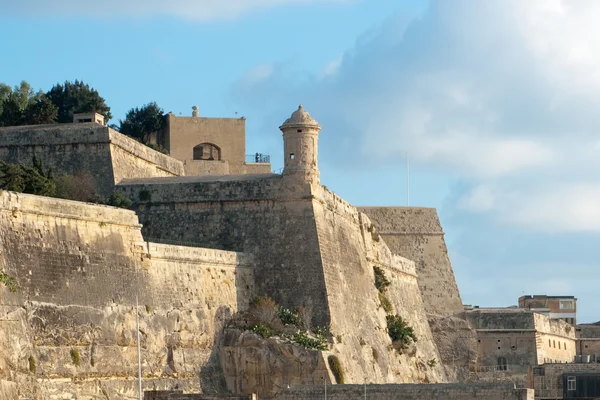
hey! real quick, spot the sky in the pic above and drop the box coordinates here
[1,0,599,322]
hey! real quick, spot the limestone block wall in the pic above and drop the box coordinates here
[108,130,185,184]
[276,383,533,400]
[312,186,446,384]
[0,190,253,400]
[183,159,230,176]
[162,115,246,167]
[534,314,576,364]
[118,175,331,327]
[118,178,448,385]
[358,207,463,318]
[0,124,184,198]
[0,124,117,196]
[577,325,600,358]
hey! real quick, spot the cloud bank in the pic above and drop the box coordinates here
[234,0,600,233]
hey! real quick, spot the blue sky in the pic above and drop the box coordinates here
[2,0,599,322]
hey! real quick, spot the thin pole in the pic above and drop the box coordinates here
[136,295,142,400]
[406,152,410,206]
[364,380,366,400]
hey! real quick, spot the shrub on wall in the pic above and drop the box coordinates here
[386,314,417,350]
[327,355,344,384]
[234,295,329,351]
[378,293,393,314]
[373,266,391,293]
[106,192,132,209]
[70,349,81,366]
[28,355,36,374]
[0,270,17,293]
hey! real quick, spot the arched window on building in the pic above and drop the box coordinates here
[193,143,221,161]
[497,357,507,371]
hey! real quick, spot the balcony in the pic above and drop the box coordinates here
[246,153,271,163]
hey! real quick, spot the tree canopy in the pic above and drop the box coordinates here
[46,80,112,123]
[117,102,165,144]
[0,81,57,127]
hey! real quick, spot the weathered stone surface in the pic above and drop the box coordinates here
[0,124,184,197]
[357,207,463,318]
[219,330,329,397]
[118,177,448,388]
[0,191,253,399]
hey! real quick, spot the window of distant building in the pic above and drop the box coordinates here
[549,339,551,347]
[559,342,561,350]
[567,376,576,391]
[497,357,507,371]
[553,340,556,348]
[560,300,574,310]
[193,143,221,161]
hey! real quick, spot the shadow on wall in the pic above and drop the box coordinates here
[199,305,234,394]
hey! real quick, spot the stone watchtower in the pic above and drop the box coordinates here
[279,105,322,184]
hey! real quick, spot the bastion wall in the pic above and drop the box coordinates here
[357,207,463,318]
[0,190,253,400]
[118,177,448,386]
[0,124,184,198]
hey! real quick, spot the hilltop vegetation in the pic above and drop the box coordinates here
[0,80,167,153]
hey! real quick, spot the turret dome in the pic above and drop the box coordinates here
[279,105,321,130]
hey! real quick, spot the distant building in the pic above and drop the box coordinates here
[155,107,271,176]
[465,308,576,372]
[531,362,600,399]
[519,295,577,325]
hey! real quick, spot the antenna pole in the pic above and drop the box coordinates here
[406,152,410,206]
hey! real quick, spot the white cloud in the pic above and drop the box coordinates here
[239,63,277,86]
[233,0,600,233]
[0,0,352,20]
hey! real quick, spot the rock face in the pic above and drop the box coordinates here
[219,330,330,397]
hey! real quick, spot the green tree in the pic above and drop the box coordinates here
[0,156,56,196]
[23,96,58,125]
[46,80,112,123]
[118,102,165,143]
[0,81,57,126]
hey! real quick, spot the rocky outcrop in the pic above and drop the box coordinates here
[219,329,329,397]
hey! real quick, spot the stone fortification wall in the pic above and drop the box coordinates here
[118,178,447,388]
[357,207,463,318]
[118,175,331,327]
[0,190,253,399]
[276,383,533,400]
[0,123,117,196]
[311,186,446,384]
[108,130,185,184]
[0,124,184,198]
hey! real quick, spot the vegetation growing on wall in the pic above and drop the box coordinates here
[372,266,418,352]
[373,266,391,292]
[0,157,132,209]
[373,266,394,314]
[327,355,344,384]
[0,156,56,196]
[232,295,328,351]
[70,349,81,366]
[386,314,417,350]
[28,355,36,374]
[0,270,18,293]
